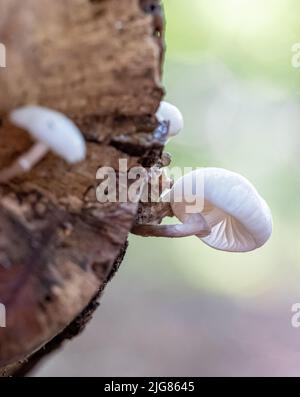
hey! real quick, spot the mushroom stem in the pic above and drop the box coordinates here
[0,142,49,183]
[131,213,211,238]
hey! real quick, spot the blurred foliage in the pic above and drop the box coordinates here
[164,0,300,92]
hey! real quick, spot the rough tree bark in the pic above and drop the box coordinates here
[0,0,166,376]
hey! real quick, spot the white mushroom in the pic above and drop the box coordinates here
[156,101,184,137]
[170,168,273,252]
[0,106,86,182]
[132,168,273,253]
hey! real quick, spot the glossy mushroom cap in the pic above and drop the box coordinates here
[170,168,273,252]
[10,106,86,164]
[156,101,184,137]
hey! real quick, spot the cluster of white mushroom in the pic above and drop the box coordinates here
[133,101,273,253]
[0,103,272,253]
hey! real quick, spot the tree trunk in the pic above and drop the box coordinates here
[0,0,165,376]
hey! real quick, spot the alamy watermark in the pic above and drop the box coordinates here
[0,303,6,328]
[291,43,300,68]
[0,43,6,68]
[291,303,300,328]
[96,160,205,214]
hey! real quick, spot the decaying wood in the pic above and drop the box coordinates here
[0,0,165,375]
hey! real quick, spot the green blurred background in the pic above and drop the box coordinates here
[36,0,300,376]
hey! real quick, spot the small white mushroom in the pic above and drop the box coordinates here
[0,106,86,182]
[170,168,273,252]
[156,101,184,137]
[132,168,273,253]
